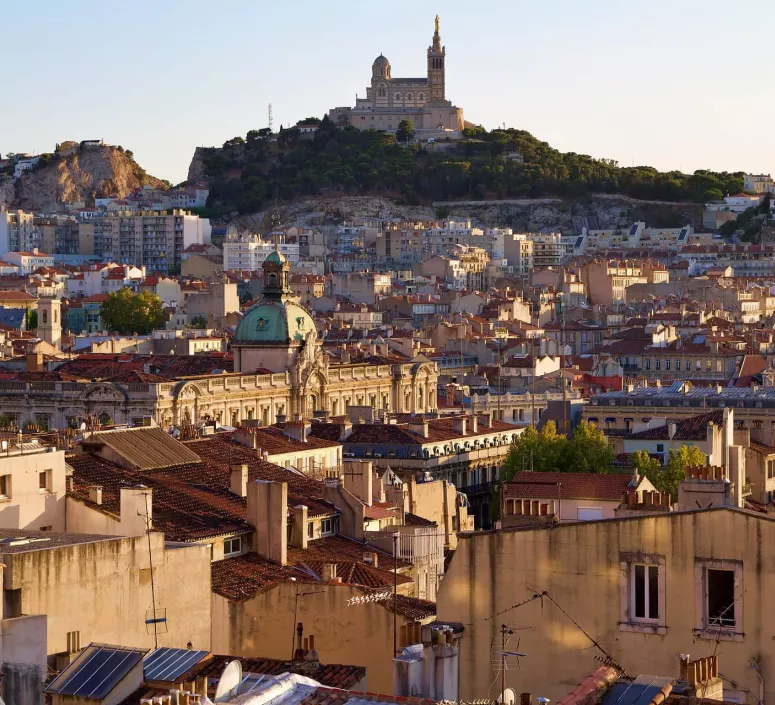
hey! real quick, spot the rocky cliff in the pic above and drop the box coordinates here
[9,145,166,211]
[231,194,705,233]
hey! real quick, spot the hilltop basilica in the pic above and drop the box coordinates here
[328,16,464,136]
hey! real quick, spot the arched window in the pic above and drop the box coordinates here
[418,94,424,101]
[378,87,386,98]
[395,93,401,101]
[268,273,278,288]
[406,93,413,101]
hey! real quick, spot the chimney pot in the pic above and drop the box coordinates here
[230,464,249,497]
[88,485,103,505]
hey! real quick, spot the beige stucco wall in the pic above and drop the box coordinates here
[3,533,211,656]
[438,509,775,703]
[0,449,67,532]
[212,581,403,694]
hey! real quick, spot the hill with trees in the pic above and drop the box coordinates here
[191,118,744,217]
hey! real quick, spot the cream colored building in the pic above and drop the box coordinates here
[0,441,67,532]
[328,17,464,136]
[438,507,775,704]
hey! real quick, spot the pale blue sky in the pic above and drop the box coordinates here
[4,0,774,184]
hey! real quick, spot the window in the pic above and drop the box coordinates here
[307,522,314,539]
[645,359,651,370]
[620,553,666,634]
[768,459,775,479]
[0,474,10,499]
[39,470,51,493]
[685,360,691,371]
[656,360,661,371]
[665,360,671,371]
[656,444,664,453]
[223,536,242,557]
[321,517,337,536]
[695,559,743,640]
[632,564,660,621]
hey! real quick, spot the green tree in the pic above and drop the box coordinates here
[25,309,37,330]
[189,315,208,329]
[700,188,723,203]
[100,288,165,335]
[634,445,706,500]
[396,119,415,144]
[563,421,615,473]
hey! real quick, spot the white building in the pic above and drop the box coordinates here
[4,249,55,274]
[13,156,40,180]
[530,231,567,267]
[223,234,300,271]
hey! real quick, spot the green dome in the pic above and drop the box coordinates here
[265,250,287,265]
[235,300,315,344]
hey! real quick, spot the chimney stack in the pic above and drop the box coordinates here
[321,563,337,582]
[230,464,249,497]
[247,480,288,565]
[291,505,309,549]
[88,486,103,505]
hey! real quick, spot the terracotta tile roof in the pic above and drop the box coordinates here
[404,512,435,527]
[503,471,636,501]
[0,290,35,300]
[212,553,315,600]
[557,666,619,705]
[193,655,365,690]
[382,595,436,620]
[626,409,724,441]
[181,436,338,518]
[242,426,342,455]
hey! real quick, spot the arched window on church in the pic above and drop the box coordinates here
[418,94,424,101]
[268,273,278,288]
[406,93,413,101]
[395,93,401,101]
[378,87,386,98]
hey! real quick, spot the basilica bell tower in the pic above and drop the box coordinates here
[427,15,446,105]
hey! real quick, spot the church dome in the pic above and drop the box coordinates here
[235,300,316,345]
[372,54,391,79]
[265,249,287,265]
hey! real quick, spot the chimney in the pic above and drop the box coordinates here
[477,411,493,428]
[291,505,309,549]
[668,422,677,440]
[453,416,467,436]
[408,420,429,438]
[321,563,337,582]
[247,480,288,565]
[363,550,379,568]
[26,351,43,372]
[339,420,353,441]
[285,421,311,444]
[230,464,249,497]
[88,485,103,505]
[470,415,478,433]
[276,413,287,424]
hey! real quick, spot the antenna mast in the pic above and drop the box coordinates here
[268,103,273,133]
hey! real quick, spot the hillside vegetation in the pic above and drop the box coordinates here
[196,118,744,217]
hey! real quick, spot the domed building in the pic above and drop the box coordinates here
[233,249,439,420]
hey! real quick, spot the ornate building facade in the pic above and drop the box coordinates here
[328,16,464,135]
[0,254,438,430]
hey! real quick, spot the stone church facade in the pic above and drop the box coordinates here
[328,16,464,135]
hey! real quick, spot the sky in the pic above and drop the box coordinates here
[4,0,775,185]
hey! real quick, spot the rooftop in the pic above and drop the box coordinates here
[503,472,636,501]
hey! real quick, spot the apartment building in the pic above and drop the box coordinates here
[223,234,300,270]
[439,506,775,704]
[530,231,567,267]
[744,173,775,194]
[3,249,55,274]
[580,260,648,305]
[0,209,39,255]
[84,210,206,272]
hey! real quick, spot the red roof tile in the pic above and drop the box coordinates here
[503,471,636,501]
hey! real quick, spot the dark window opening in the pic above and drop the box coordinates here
[707,569,735,628]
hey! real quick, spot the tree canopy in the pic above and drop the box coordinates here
[502,420,614,480]
[631,445,707,500]
[201,121,745,216]
[99,288,166,335]
[396,119,415,144]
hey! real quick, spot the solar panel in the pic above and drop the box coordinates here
[574,236,584,248]
[143,647,210,683]
[678,227,688,241]
[47,645,145,699]
[629,224,639,238]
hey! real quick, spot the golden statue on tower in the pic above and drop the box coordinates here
[435,14,440,33]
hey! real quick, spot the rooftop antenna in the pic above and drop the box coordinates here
[268,102,273,133]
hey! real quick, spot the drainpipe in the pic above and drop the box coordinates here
[749,658,764,705]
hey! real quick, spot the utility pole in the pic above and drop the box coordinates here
[393,533,398,655]
[532,338,537,427]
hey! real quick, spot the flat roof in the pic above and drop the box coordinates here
[0,528,117,553]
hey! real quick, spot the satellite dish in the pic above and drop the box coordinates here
[214,659,242,702]
[498,688,516,705]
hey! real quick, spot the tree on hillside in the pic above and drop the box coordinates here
[396,119,415,144]
[631,445,706,500]
[188,315,208,329]
[100,288,165,335]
